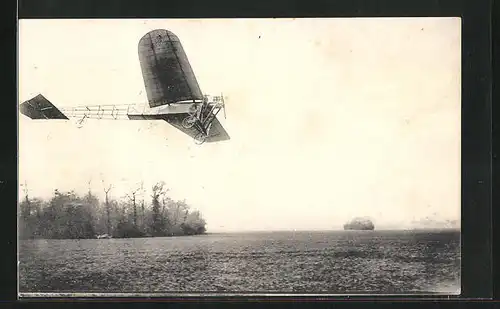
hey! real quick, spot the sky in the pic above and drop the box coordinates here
[18,18,461,232]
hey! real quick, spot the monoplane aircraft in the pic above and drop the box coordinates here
[19,29,230,145]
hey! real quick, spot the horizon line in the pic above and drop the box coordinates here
[205,227,461,233]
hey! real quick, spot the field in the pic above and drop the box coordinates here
[19,230,460,294]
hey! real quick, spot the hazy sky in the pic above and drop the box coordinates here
[18,18,461,232]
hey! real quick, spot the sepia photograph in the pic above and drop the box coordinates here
[18,18,461,296]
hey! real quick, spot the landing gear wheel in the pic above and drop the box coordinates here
[182,116,196,129]
[188,104,199,116]
[194,133,207,145]
[75,117,86,129]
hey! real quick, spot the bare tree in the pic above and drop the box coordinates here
[126,185,141,228]
[140,181,146,229]
[168,199,187,226]
[85,177,95,211]
[151,181,168,236]
[151,181,166,199]
[102,180,113,235]
[22,181,29,200]
[20,181,31,220]
[161,196,169,217]
[87,178,92,197]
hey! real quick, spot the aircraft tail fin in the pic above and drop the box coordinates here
[19,94,69,120]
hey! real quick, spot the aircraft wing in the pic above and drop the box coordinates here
[20,94,230,143]
[19,94,69,119]
[163,114,230,143]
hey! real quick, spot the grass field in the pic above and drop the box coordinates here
[19,229,460,294]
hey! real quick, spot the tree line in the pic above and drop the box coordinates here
[18,181,207,239]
